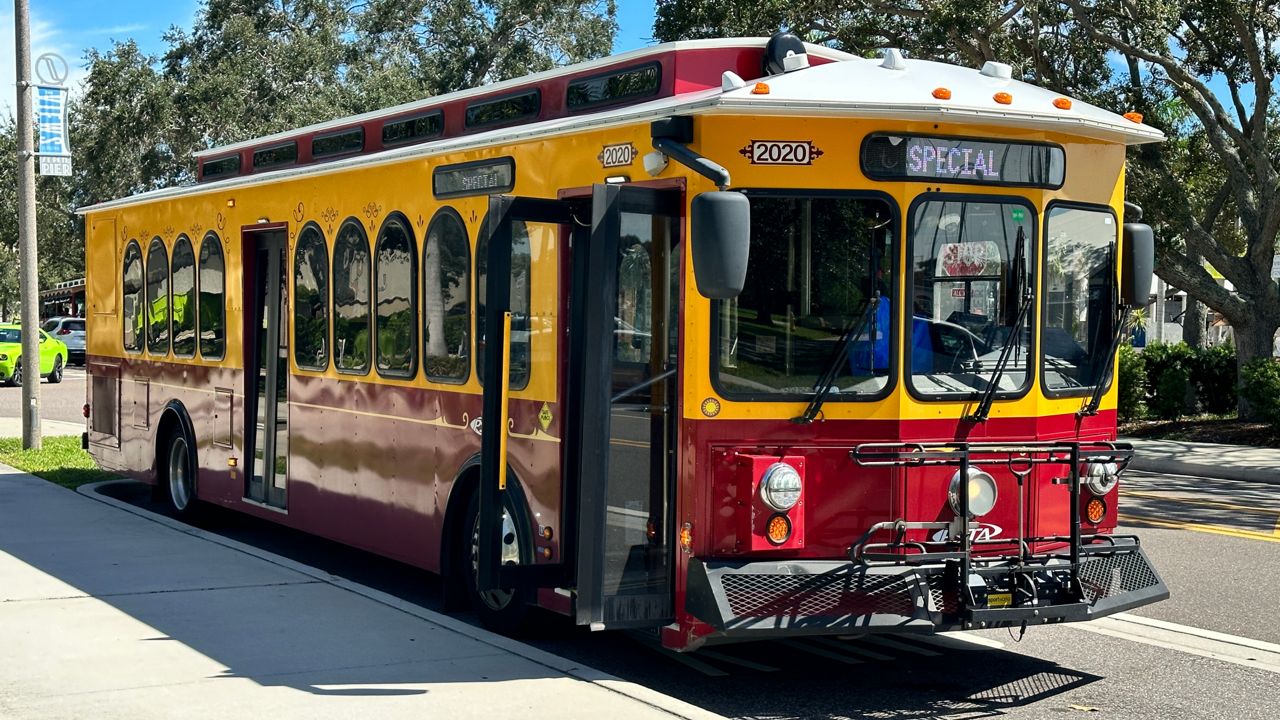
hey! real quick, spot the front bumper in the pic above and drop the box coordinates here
[685,536,1168,642]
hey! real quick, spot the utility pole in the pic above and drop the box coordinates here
[14,0,42,450]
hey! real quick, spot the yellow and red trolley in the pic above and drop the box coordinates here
[80,33,1167,650]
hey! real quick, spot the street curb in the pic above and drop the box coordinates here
[73,478,728,720]
[1128,457,1280,485]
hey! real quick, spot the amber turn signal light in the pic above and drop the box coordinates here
[993,92,1013,105]
[1086,497,1107,524]
[752,82,771,95]
[765,513,793,545]
[1053,97,1073,110]
[679,522,693,552]
[1124,112,1144,123]
[932,87,952,100]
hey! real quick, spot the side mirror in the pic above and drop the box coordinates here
[1121,222,1154,308]
[690,192,750,299]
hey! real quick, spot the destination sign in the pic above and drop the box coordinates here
[433,157,516,199]
[861,134,1065,188]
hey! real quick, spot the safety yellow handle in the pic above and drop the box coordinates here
[497,311,512,491]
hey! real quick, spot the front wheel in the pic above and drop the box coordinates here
[7,362,21,387]
[464,490,530,634]
[48,356,63,384]
[164,428,199,520]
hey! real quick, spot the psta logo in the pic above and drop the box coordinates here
[931,523,1003,543]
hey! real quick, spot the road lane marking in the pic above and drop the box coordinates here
[1120,513,1280,544]
[1123,490,1280,515]
[1072,613,1280,675]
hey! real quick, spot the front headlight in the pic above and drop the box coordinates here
[949,467,998,517]
[760,462,802,511]
[0,353,7,361]
[1083,462,1120,496]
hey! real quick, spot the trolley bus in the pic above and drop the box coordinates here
[80,34,1168,650]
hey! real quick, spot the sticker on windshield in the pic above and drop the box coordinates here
[739,140,824,165]
[938,241,1002,277]
[1010,207,1026,223]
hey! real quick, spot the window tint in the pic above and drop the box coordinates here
[333,219,371,373]
[171,235,197,357]
[202,154,241,180]
[465,90,539,129]
[476,216,531,389]
[312,128,363,158]
[122,241,144,352]
[198,233,226,359]
[423,209,471,382]
[375,214,417,377]
[382,111,443,146]
[66,320,85,332]
[294,224,329,370]
[145,238,170,355]
[566,63,661,110]
[42,319,58,332]
[1043,206,1117,393]
[253,142,297,170]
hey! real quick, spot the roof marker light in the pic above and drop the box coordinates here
[994,92,1013,105]
[881,48,907,71]
[933,87,952,100]
[752,82,771,95]
[1053,97,1073,110]
[1124,112,1145,123]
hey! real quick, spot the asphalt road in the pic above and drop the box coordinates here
[93,466,1280,720]
[0,365,86,425]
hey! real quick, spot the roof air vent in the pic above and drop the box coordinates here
[880,49,907,71]
[980,61,1013,79]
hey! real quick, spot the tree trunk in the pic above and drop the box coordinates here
[1184,298,1204,348]
[1235,317,1280,419]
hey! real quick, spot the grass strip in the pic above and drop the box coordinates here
[0,435,119,489]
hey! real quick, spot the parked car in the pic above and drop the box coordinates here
[42,316,86,365]
[0,324,68,386]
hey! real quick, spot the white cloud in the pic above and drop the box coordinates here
[82,23,147,37]
[0,8,89,118]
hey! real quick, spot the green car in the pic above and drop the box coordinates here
[0,323,68,386]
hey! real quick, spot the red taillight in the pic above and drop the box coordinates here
[58,328,71,335]
[82,403,90,418]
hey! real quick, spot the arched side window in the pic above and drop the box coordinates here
[423,208,471,383]
[375,213,417,378]
[145,237,170,355]
[294,223,330,371]
[198,233,226,360]
[475,215,531,390]
[333,219,372,374]
[122,240,144,353]
[171,235,197,357]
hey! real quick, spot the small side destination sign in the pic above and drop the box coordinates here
[432,157,516,199]
[861,133,1065,188]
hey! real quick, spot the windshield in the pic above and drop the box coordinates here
[908,198,1034,397]
[714,195,895,399]
[0,328,18,344]
[1042,206,1117,392]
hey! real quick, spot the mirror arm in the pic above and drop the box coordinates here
[652,137,731,189]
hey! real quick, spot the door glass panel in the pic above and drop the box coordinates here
[252,247,271,490]
[603,210,675,606]
[273,254,289,499]
[476,218,532,389]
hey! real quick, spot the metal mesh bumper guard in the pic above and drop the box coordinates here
[684,538,1168,638]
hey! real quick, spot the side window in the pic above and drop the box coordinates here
[333,219,372,374]
[145,237,170,355]
[293,224,329,370]
[171,235,197,357]
[475,215,531,389]
[375,214,417,378]
[423,208,471,383]
[122,241,144,353]
[198,233,226,360]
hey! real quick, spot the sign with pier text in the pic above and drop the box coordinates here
[36,85,71,176]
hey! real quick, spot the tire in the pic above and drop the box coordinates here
[47,356,63,384]
[163,427,199,520]
[7,362,21,387]
[464,489,530,634]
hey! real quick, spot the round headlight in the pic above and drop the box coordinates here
[1083,462,1120,496]
[948,467,998,518]
[760,462,802,511]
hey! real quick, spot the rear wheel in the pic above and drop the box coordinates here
[464,490,530,634]
[48,356,63,384]
[7,362,21,387]
[163,428,199,520]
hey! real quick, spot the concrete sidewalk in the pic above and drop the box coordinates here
[1125,437,1280,484]
[0,464,722,720]
[0,416,85,438]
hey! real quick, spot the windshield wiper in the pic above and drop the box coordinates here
[967,228,1029,423]
[1079,306,1131,417]
[792,293,879,424]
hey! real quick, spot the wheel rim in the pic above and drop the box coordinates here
[168,436,192,511]
[52,358,61,381]
[470,507,522,610]
[12,364,20,385]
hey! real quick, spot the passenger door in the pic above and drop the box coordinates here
[243,227,289,509]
